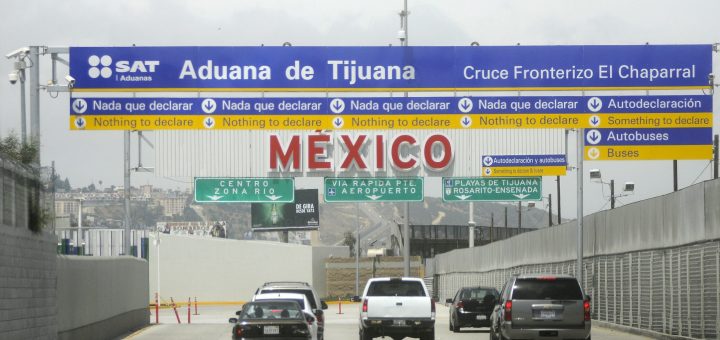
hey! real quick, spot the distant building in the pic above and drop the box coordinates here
[140,185,153,195]
[157,196,187,217]
[55,199,79,217]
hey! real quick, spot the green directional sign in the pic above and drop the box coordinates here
[324,177,423,202]
[442,177,542,202]
[195,177,295,203]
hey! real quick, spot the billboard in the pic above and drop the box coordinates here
[251,189,319,230]
[69,45,712,91]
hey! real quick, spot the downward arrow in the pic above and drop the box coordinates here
[204,102,215,110]
[462,117,470,125]
[76,118,85,128]
[461,101,471,111]
[589,131,600,143]
[75,101,85,111]
[333,102,343,111]
[207,195,224,201]
[366,195,382,201]
[455,195,471,200]
[590,99,600,110]
[266,195,283,201]
[590,117,599,125]
[514,194,529,199]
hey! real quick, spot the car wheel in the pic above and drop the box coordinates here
[489,328,498,340]
[420,328,435,340]
[359,328,372,340]
[451,316,459,333]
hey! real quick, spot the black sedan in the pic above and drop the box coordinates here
[229,300,315,339]
[446,286,499,332]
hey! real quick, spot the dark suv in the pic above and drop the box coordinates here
[255,281,328,340]
[490,274,591,340]
[446,286,499,331]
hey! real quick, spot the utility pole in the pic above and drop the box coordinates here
[504,206,508,228]
[610,179,615,209]
[548,193,553,227]
[468,202,475,248]
[355,202,360,297]
[400,0,411,278]
[673,160,678,192]
[517,201,522,229]
[576,128,585,286]
[28,46,40,164]
[124,131,131,256]
[556,176,561,224]
[714,135,719,179]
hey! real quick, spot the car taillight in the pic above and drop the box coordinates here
[504,300,512,321]
[316,312,324,323]
[235,326,243,337]
[584,299,591,321]
[362,298,368,313]
[456,301,464,309]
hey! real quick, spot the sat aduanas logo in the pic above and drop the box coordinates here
[87,55,160,82]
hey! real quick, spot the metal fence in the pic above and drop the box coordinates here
[434,240,720,339]
[55,227,150,257]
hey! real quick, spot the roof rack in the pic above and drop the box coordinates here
[262,281,310,287]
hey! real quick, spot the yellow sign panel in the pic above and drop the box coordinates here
[584,145,713,161]
[70,112,713,130]
[482,166,567,177]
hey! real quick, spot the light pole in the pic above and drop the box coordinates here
[7,49,29,143]
[589,169,635,209]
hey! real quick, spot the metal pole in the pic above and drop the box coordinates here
[610,179,615,209]
[504,206,508,228]
[548,193,552,227]
[78,199,83,253]
[403,202,410,277]
[490,213,494,242]
[673,160,678,191]
[157,230,161,309]
[577,128,585,285]
[556,176,561,224]
[355,202,360,296]
[517,201,522,229]
[28,46,40,163]
[714,135,719,179]
[124,131,131,256]
[468,202,475,248]
[19,68,27,144]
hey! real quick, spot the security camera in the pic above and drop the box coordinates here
[5,47,30,59]
[8,72,18,84]
[624,182,635,192]
[397,30,407,41]
[65,75,75,87]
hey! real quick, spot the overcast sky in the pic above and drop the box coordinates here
[1,0,719,219]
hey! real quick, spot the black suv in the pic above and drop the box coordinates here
[446,286,499,332]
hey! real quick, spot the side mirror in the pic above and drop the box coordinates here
[321,301,328,310]
[304,312,315,324]
[351,295,361,302]
[445,298,453,304]
[235,311,242,316]
[314,309,324,317]
[228,317,238,323]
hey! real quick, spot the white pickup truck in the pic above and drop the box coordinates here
[358,277,435,340]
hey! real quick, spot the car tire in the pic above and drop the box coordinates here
[420,328,435,340]
[359,328,372,340]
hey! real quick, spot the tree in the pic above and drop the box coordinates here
[342,231,356,257]
[0,132,39,165]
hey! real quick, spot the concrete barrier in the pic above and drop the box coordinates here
[57,256,148,340]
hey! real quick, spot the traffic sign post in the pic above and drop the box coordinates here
[324,177,423,202]
[194,178,294,203]
[442,177,542,202]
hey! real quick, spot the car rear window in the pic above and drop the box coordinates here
[261,289,317,309]
[367,280,426,297]
[511,278,583,300]
[240,301,303,320]
[461,288,497,300]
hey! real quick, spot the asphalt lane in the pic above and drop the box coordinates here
[124,303,652,340]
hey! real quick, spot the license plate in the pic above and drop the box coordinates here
[540,310,556,319]
[393,319,405,326]
[476,315,487,320]
[264,325,280,335]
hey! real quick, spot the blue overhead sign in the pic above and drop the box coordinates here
[69,45,712,91]
[584,128,712,146]
[70,95,711,115]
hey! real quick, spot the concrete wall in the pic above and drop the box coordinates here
[0,226,57,340]
[431,179,720,276]
[56,256,148,340]
[148,235,347,302]
[0,159,57,340]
